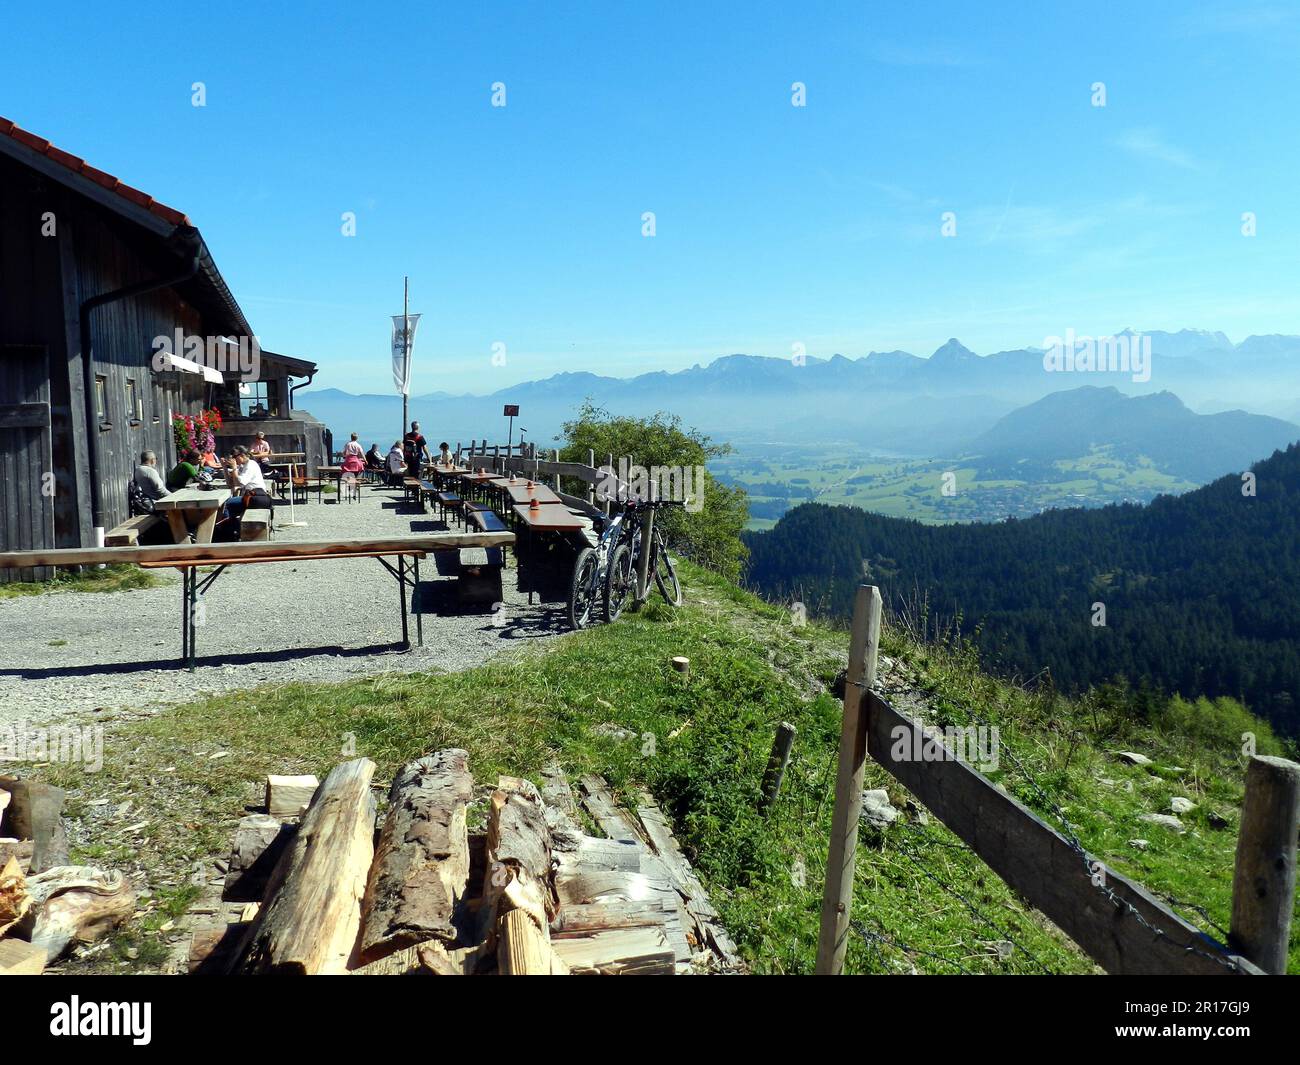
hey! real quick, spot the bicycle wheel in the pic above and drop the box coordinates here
[653,534,683,606]
[568,547,599,630]
[604,543,635,622]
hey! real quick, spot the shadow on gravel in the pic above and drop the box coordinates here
[0,641,413,679]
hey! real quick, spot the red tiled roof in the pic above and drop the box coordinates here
[0,115,191,227]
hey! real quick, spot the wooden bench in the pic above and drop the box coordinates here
[403,477,423,505]
[105,513,163,547]
[239,508,272,542]
[0,533,515,671]
[435,492,464,526]
[458,506,508,603]
[418,479,438,510]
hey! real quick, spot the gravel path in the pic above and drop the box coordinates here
[0,483,574,729]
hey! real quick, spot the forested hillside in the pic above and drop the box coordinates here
[744,444,1300,735]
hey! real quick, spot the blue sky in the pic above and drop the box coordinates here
[5,2,1300,395]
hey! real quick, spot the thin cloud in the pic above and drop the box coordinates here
[1115,128,1201,171]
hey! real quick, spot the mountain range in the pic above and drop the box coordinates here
[296,328,1300,459]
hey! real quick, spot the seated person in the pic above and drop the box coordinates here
[166,449,202,491]
[249,432,272,460]
[386,441,406,486]
[436,441,453,467]
[365,443,385,470]
[199,448,222,474]
[132,450,169,507]
[222,446,270,520]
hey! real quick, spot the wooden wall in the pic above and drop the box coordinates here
[0,155,211,578]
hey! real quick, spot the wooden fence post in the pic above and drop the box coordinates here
[605,453,614,514]
[1230,754,1300,974]
[759,722,797,814]
[815,585,882,974]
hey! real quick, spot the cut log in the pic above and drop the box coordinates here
[554,835,643,873]
[223,814,295,902]
[354,749,474,966]
[237,757,377,975]
[415,940,482,975]
[0,778,69,873]
[551,898,674,933]
[0,938,47,975]
[538,763,581,821]
[498,907,569,975]
[480,777,555,942]
[551,926,675,974]
[25,865,135,959]
[265,774,319,818]
[0,855,30,935]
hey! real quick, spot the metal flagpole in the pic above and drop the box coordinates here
[402,276,409,442]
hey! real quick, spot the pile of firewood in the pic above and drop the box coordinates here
[191,751,740,975]
[0,776,135,975]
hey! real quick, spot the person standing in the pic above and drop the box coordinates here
[343,432,365,461]
[403,421,429,478]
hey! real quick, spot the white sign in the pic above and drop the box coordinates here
[391,313,421,396]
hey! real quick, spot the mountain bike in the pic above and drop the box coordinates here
[567,505,632,630]
[603,499,685,620]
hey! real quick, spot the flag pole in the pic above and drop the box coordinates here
[402,275,410,440]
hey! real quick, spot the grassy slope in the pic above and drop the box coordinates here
[40,560,1297,974]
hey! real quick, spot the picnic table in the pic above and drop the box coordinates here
[152,486,231,544]
[511,501,588,603]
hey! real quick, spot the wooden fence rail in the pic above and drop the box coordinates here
[817,584,1297,976]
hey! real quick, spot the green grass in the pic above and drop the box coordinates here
[38,560,1299,974]
[0,564,168,599]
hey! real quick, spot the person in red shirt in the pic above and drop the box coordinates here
[403,421,429,478]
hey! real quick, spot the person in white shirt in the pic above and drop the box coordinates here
[132,450,169,503]
[386,441,405,486]
[223,445,269,519]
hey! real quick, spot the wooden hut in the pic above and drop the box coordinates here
[0,116,328,579]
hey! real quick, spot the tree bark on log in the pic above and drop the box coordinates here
[354,749,473,966]
[237,758,377,974]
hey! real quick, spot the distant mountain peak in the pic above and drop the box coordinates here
[930,338,977,363]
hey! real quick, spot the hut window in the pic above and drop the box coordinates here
[125,378,141,423]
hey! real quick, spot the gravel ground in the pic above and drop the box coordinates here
[0,483,575,729]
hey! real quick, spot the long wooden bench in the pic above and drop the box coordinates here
[239,508,272,542]
[418,479,438,510]
[105,513,163,547]
[0,533,516,670]
[403,477,422,505]
[458,506,508,603]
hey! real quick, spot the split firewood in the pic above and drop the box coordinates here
[353,749,473,966]
[0,938,47,976]
[480,776,555,944]
[550,926,675,974]
[236,758,376,975]
[498,908,569,975]
[223,814,295,901]
[265,774,319,818]
[0,855,30,935]
[24,865,135,959]
[0,778,69,873]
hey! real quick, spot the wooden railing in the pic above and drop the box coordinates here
[816,585,1300,976]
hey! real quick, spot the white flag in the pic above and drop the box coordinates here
[391,313,421,396]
